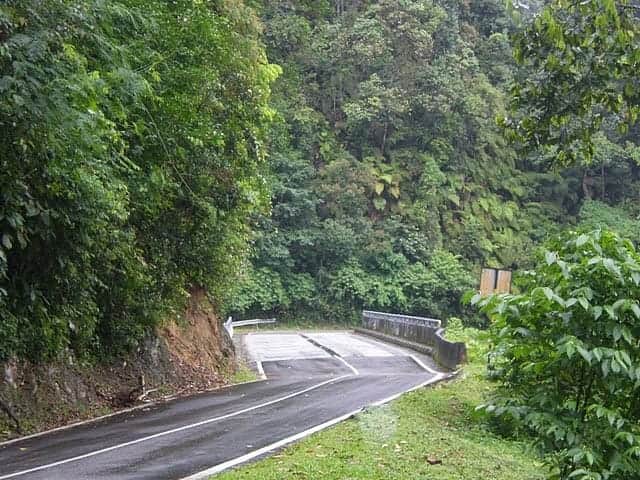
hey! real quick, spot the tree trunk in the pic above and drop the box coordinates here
[0,398,21,434]
[381,121,388,156]
[582,170,593,200]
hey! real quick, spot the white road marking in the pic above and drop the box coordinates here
[2,331,451,479]
[335,356,359,375]
[0,378,265,450]
[255,360,266,380]
[180,410,361,479]
[0,404,155,449]
[245,333,329,362]
[257,355,328,363]
[350,331,413,356]
[0,375,351,480]
[180,373,452,479]
[370,371,450,406]
[351,331,445,374]
[297,333,360,375]
[305,332,395,357]
[408,354,442,375]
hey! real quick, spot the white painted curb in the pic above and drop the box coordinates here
[0,378,268,450]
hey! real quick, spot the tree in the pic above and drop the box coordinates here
[502,0,640,166]
[0,0,278,360]
[233,0,544,320]
[473,230,640,479]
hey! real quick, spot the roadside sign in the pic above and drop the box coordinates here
[479,268,512,295]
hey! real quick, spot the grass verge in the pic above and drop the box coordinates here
[229,362,259,384]
[216,328,544,480]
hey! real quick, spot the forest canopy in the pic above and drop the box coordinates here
[0,0,278,361]
[2,0,640,360]
[227,0,640,324]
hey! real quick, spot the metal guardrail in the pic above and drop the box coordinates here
[231,318,277,327]
[362,310,441,328]
[223,317,277,339]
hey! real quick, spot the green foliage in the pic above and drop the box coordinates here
[400,251,475,319]
[232,0,565,324]
[0,0,152,360]
[473,230,640,479]
[233,0,640,326]
[0,0,277,361]
[579,201,640,243]
[6,0,640,374]
[228,267,290,314]
[329,258,408,313]
[503,0,640,166]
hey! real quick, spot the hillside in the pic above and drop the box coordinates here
[2,2,640,475]
[228,0,640,325]
[0,290,234,440]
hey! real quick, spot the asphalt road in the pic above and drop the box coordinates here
[0,331,446,480]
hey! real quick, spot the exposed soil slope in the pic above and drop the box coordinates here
[0,289,234,441]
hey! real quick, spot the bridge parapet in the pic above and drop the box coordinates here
[361,310,466,370]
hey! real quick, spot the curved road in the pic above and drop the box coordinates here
[0,331,447,480]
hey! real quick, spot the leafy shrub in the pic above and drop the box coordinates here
[401,250,475,319]
[329,258,407,312]
[579,201,640,244]
[228,268,290,315]
[325,249,472,319]
[474,230,640,480]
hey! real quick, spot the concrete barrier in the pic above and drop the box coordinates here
[361,310,466,370]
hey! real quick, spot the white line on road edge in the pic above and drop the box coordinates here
[408,354,442,376]
[0,403,155,449]
[0,375,351,480]
[349,331,409,356]
[0,379,268,450]
[349,331,449,377]
[335,356,359,375]
[370,371,450,407]
[342,334,442,376]
[256,355,330,362]
[180,409,361,479]
[180,373,454,479]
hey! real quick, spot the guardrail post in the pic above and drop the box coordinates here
[223,316,234,338]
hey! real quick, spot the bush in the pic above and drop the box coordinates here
[473,230,640,480]
[578,200,640,243]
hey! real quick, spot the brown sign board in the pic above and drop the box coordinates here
[479,268,512,295]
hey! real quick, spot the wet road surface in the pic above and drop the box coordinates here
[0,331,446,480]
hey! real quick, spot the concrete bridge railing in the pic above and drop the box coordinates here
[361,310,467,370]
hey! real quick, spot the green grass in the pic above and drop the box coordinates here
[217,328,544,480]
[229,362,259,384]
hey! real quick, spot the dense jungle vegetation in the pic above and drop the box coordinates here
[4,1,640,478]
[229,0,640,325]
[2,0,640,362]
[0,0,279,361]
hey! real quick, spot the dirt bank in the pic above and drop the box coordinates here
[0,289,235,441]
